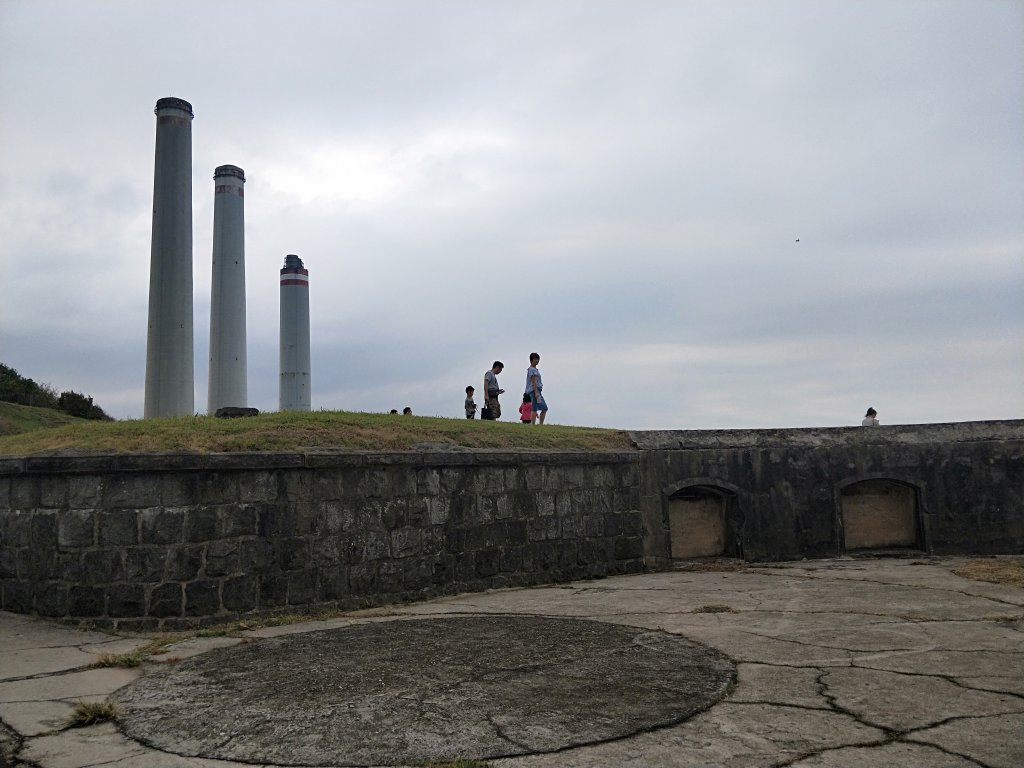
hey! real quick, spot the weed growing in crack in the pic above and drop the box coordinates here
[91,650,145,668]
[68,700,119,727]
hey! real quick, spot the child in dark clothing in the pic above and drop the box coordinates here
[465,386,477,419]
[519,393,532,424]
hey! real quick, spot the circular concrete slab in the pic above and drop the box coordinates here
[116,616,735,766]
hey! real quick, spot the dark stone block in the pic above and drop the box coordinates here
[614,537,644,560]
[431,555,455,585]
[58,509,95,548]
[149,582,183,617]
[108,584,146,617]
[82,550,124,584]
[238,472,279,503]
[560,515,584,538]
[240,538,274,571]
[205,539,241,577]
[39,477,68,508]
[1,510,32,546]
[275,538,309,572]
[222,575,258,612]
[311,536,341,563]
[257,503,286,537]
[529,515,560,542]
[18,546,56,579]
[35,583,69,617]
[104,476,160,508]
[583,515,606,538]
[185,507,218,543]
[500,546,523,573]
[0,547,16,578]
[453,550,476,582]
[68,585,106,617]
[68,476,103,507]
[377,561,402,593]
[319,567,349,601]
[198,473,239,505]
[619,512,644,537]
[214,406,260,418]
[125,547,167,582]
[9,478,39,508]
[140,508,184,545]
[2,581,33,612]
[282,471,317,502]
[218,506,256,538]
[161,475,199,506]
[166,545,203,580]
[185,580,221,616]
[30,512,58,548]
[390,527,423,558]
[259,574,289,608]
[98,509,138,546]
[348,563,376,594]
[288,570,317,604]
[475,549,500,578]
[401,556,432,590]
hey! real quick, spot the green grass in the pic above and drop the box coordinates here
[0,401,85,437]
[0,409,633,456]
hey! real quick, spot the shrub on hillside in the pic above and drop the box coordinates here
[58,390,112,421]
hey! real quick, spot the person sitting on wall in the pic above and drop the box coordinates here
[862,407,879,426]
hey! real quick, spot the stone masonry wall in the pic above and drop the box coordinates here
[633,420,1024,564]
[0,452,643,630]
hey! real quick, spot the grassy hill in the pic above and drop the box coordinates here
[0,410,634,456]
[0,401,87,437]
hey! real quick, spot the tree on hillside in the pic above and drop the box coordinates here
[0,363,59,409]
[1,363,112,420]
[58,390,113,421]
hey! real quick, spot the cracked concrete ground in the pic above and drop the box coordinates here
[1,556,1022,768]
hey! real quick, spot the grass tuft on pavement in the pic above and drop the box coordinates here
[953,558,1024,588]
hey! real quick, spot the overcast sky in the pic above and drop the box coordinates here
[1,0,1021,430]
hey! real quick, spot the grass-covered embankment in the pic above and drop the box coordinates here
[0,401,86,437]
[0,410,634,456]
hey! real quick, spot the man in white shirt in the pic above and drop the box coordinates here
[525,352,548,424]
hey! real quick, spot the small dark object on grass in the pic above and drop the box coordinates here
[215,407,260,418]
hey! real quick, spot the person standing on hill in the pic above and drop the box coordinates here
[525,352,548,424]
[483,361,504,420]
[862,407,879,426]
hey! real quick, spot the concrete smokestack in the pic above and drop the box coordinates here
[144,97,195,418]
[279,254,311,411]
[207,165,247,414]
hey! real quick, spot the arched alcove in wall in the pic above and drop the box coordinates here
[667,483,741,559]
[839,479,920,551]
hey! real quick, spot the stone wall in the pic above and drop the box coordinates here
[0,452,643,629]
[2,420,1021,626]
[633,420,1024,564]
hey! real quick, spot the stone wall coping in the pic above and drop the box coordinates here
[0,449,639,476]
[629,419,1024,451]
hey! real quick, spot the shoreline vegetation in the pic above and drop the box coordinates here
[0,408,634,456]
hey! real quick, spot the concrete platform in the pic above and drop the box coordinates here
[1,557,1022,768]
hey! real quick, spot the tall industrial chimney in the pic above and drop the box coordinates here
[279,254,311,411]
[207,165,247,414]
[144,97,194,418]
